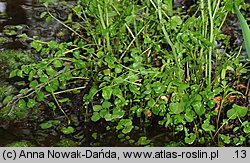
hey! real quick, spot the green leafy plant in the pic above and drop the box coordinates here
[1,0,249,147]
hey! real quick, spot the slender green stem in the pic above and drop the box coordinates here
[51,91,70,123]
[97,1,111,52]
[46,8,86,41]
[119,25,146,60]
[212,0,221,19]
[207,0,214,85]
[97,3,106,29]
[104,2,111,52]
[200,0,207,78]
[156,0,182,79]
[133,4,139,48]
[219,11,228,30]
[45,86,87,97]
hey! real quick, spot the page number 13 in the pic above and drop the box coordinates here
[234,150,247,158]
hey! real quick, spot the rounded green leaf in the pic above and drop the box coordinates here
[178,83,189,92]
[192,101,205,116]
[207,100,216,109]
[48,120,61,125]
[102,87,112,100]
[102,101,112,109]
[46,66,57,76]
[219,134,231,144]
[243,126,250,134]
[113,87,123,99]
[171,16,183,26]
[169,102,184,114]
[74,60,85,69]
[37,92,45,101]
[27,99,37,108]
[17,70,23,77]
[48,41,58,49]
[53,60,63,68]
[99,109,109,118]
[3,96,13,104]
[184,110,195,122]
[122,125,133,134]
[147,99,155,107]
[9,69,17,78]
[152,81,165,94]
[39,75,49,83]
[202,119,215,132]
[103,69,111,75]
[137,136,151,145]
[60,126,75,134]
[152,107,160,115]
[104,113,112,121]
[91,112,101,122]
[17,99,26,109]
[184,133,196,144]
[22,65,31,74]
[115,64,123,73]
[29,80,38,89]
[112,109,125,119]
[193,94,202,101]
[233,104,248,117]
[227,109,237,119]
[93,105,102,112]
[40,122,53,129]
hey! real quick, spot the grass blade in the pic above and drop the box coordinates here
[235,5,250,60]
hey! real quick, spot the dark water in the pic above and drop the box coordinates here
[0,0,69,50]
[0,0,66,146]
[0,0,38,47]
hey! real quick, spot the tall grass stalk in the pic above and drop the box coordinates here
[97,1,111,52]
[207,0,214,85]
[156,0,182,79]
[207,0,222,85]
[200,0,207,78]
[235,5,250,60]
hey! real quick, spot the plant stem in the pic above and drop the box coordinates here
[119,25,146,60]
[207,0,214,85]
[46,8,86,41]
[200,0,207,79]
[157,0,182,79]
[51,91,70,124]
[133,4,139,49]
[97,1,111,52]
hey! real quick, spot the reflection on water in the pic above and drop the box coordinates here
[0,0,32,26]
[5,0,28,25]
[0,0,70,50]
[0,0,74,146]
[0,2,6,13]
[0,0,32,49]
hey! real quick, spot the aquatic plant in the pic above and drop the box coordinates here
[1,0,249,146]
